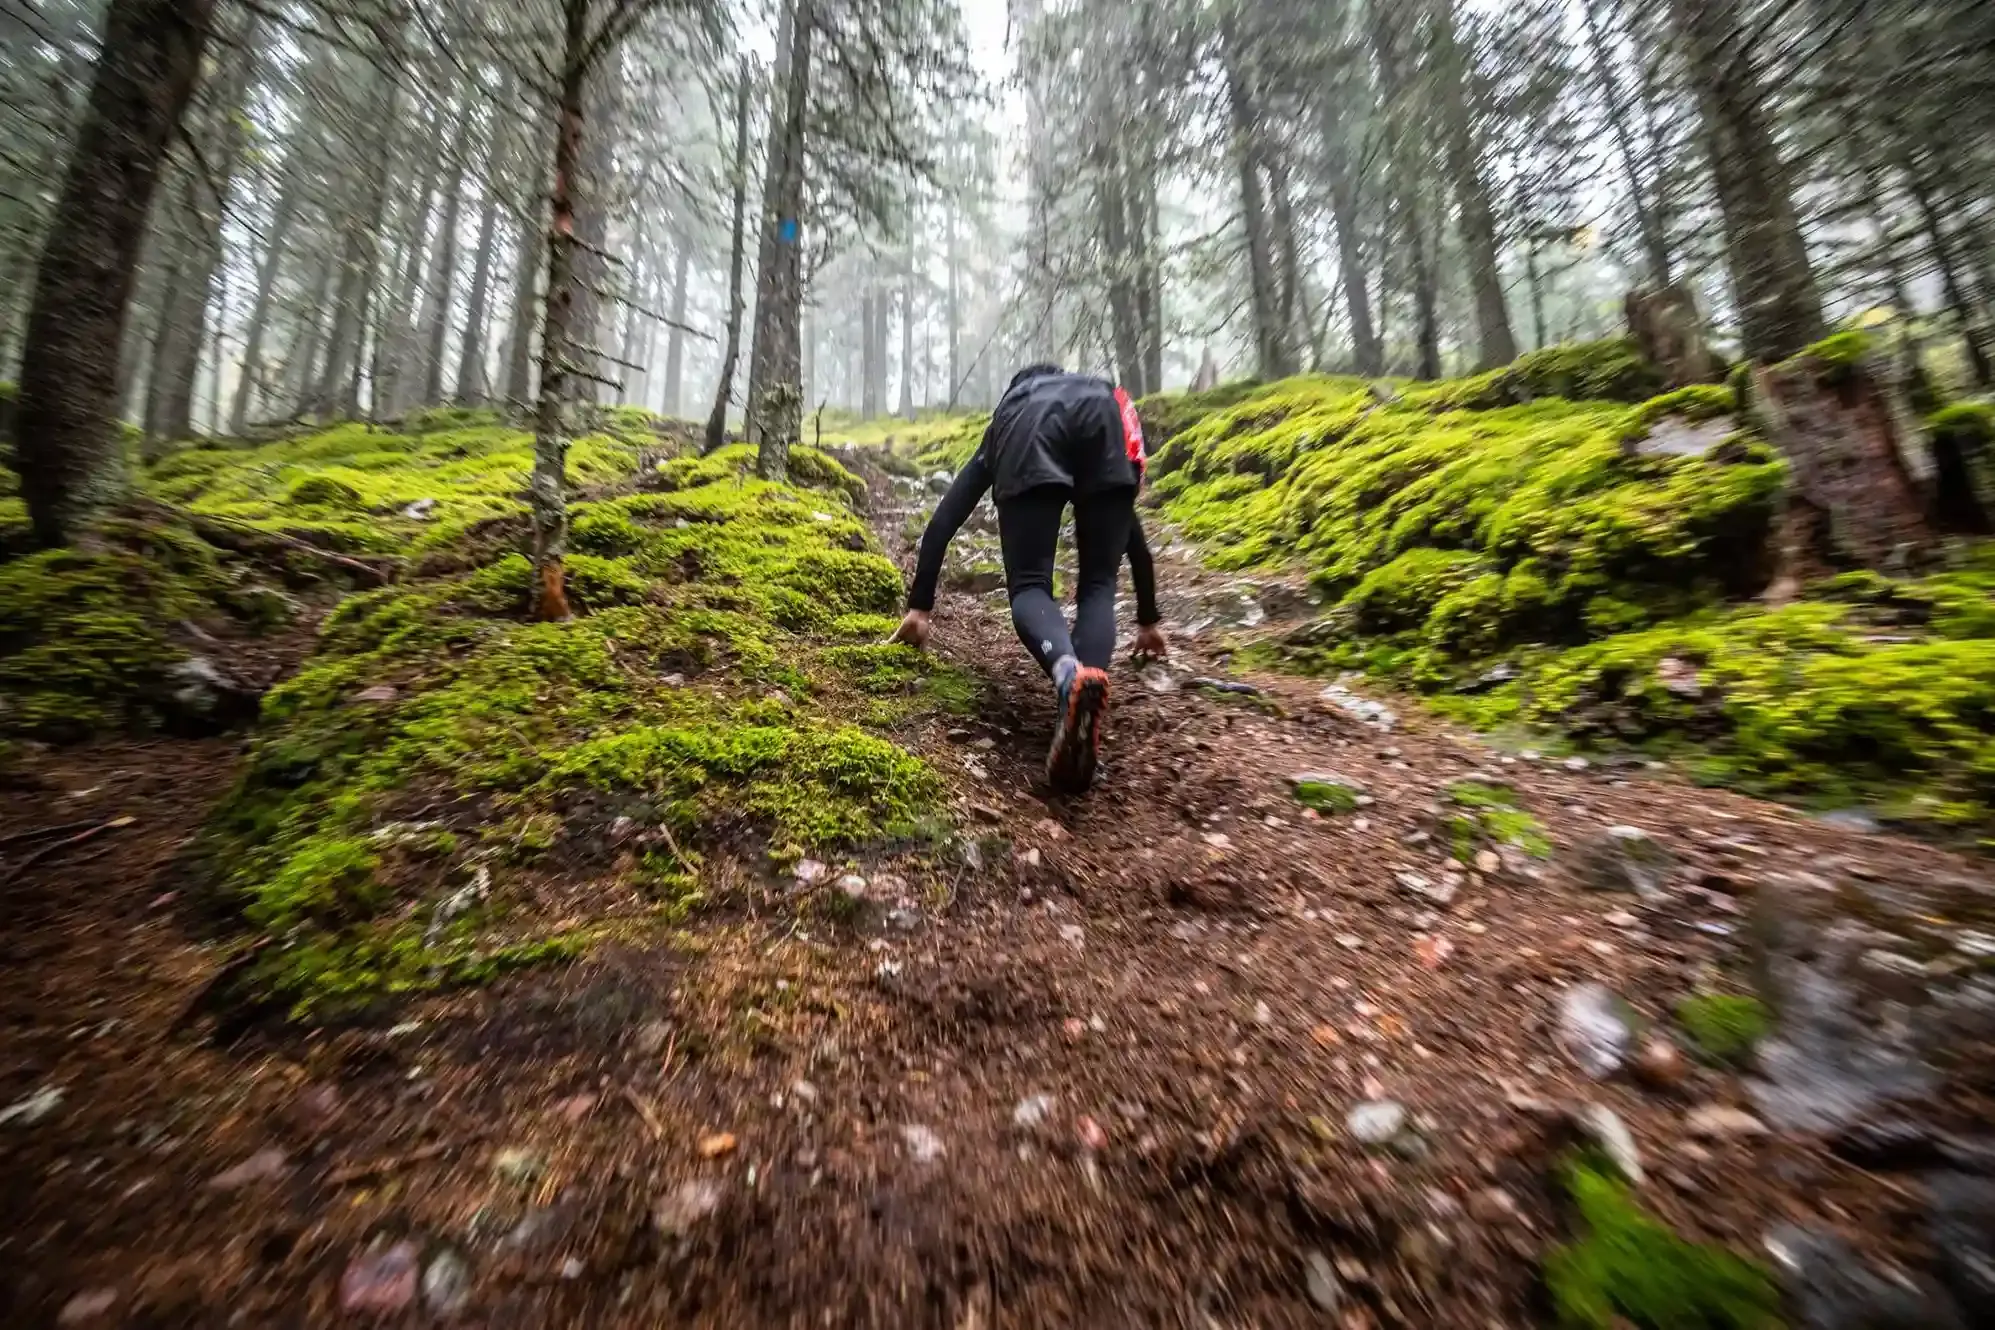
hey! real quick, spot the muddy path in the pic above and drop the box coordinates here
[3,470,1992,1328]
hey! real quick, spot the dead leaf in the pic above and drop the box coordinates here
[698,1132,738,1158]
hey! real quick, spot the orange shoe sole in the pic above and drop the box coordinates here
[1047,667,1109,793]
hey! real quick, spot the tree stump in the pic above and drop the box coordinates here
[1624,285,1723,389]
[1751,346,1937,583]
[1191,347,1220,393]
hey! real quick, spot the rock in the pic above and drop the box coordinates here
[1396,871,1458,908]
[1816,809,1882,834]
[927,470,954,495]
[1928,1173,1995,1322]
[1558,982,1638,1079]
[1604,909,1640,928]
[885,906,921,931]
[339,1241,421,1315]
[1578,825,1674,899]
[165,656,262,730]
[652,1179,722,1236]
[900,1124,946,1163]
[1336,934,1364,950]
[632,1019,672,1055]
[1140,666,1178,694]
[1058,923,1084,947]
[354,682,399,704]
[793,858,829,885]
[57,1290,119,1325]
[1574,1103,1644,1185]
[1202,832,1232,850]
[402,498,438,521]
[1013,1094,1055,1129]
[1633,1035,1689,1089]
[1564,755,1591,771]
[1827,1119,1946,1171]
[1414,936,1454,969]
[207,1147,288,1190]
[1684,1105,1768,1139]
[1303,1250,1343,1313]
[833,873,869,901]
[1346,1100,1408,1147]
[421,1247,472,1318]
[1475,848,1501,875]
[1656,656,1703,697]
[0,1084,63,1127]
[791,1080,819,1105]
[1076,1115,1108,1151]
[1765,1224,1966,1330]
[1320,682,1398,731]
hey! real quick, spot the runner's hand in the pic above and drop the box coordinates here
[888,610,933,650]
[1132,623,1168,662]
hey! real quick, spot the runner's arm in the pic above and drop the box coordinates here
[1128,517,1161,626]
[906,447,994,612]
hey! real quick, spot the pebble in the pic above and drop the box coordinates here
[207,1147,288,1190]
[56,1290,118,1325]
[1557,982,1637,1079]
[1564,756,1590,771]
[834,873,868,899]
[1604,910,1640,928]
[1013,1094,1056,1128]
[652,1179,722,1236]
[1574,1103,1644,1184]
[1058,924,1085,947]
[1304,1250,1343,1312]
[1346,1100,1408,1146]
[901,1124,946,1163]
[0,1085,63,1127]
[1337,934,1365,950]
[1203,832,1233,849]
[491,1148,543,1183]
[421,1248,472,1318]
[1019,847,1042,868]
[1475,849,1501,875]
[1077,1116,1108,1151]
[339,1241,421,1315]
[791,1080,819,1104]
[793,858,829,885]
[1633,1035,1688,1089]
[1685,1105,1768,1139]
[1396,871,1458,908]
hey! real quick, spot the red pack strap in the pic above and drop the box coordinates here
[1114,386,1147,474]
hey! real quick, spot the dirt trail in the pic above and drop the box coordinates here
[2,474,1990,1328]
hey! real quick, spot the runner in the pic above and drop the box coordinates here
[891,364,1167,792]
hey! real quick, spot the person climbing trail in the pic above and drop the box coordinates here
[892,364,1168,792]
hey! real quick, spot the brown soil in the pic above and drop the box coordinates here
[1,506,1982,1329]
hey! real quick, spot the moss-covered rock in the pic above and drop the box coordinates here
[1546,1160,1781,1330]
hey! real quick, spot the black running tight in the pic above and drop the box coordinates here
[995,485,1136,675]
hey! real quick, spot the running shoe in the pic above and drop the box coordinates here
[1046,665,1109,792]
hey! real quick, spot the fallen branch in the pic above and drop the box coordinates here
[0,819,100,851]
[621,1085,666,1141]
[326,1139,455,1186]
[0,816,135,886]
[132,499,398,586]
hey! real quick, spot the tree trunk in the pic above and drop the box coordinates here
[1752,346,1937,584]
[1580,0,1672,287]
[860,286,880,419]
[530,0,590,622]
[420,114,476,405]
[1219,14,1294,382]
[455,173,503,405]
[571,61,620,406]
[1899,156,1994,390]
[750,0,815,479]
[503,199,542,407]
[663,237,690,415]
[1367,2,1440,380]
[898,237,916,418]
[1318,90,1381,376]
[311,92,399,418]
[1431,0,1515,369]
[1670,0,1824,363]
[283,251,335,411]
[230,168,302,432]
[1625,285,1722,387]
[706,58,753,455]
[15,0,216,545]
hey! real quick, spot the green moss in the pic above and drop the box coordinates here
[1444,780,1552,860]
[160,415,957,1020]
[1676,994,1771,1066]
[1546,1161,1781,1330]
[1293,778,1358,814]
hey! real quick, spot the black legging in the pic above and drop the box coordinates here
[996,484,1136,676]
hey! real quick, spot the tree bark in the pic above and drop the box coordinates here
[15,0,217,545]
[1318,87,1381,376]
[503,200,542,406]
[749,0,814,478]
[706,58,753,455]
[420,112,476,405]
[898,236,916,418]
[1670,0,1824,363]
[860,286,880,419]
[530,0,590,623]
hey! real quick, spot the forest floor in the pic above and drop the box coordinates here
[2,455,1992,1329]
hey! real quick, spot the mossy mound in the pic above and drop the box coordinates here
[1444,780,1552,861]
[1676,994,1771,1067]
[1143,346,1995,839]
[9,411,970,1020]
[1546,1161,1781,1329]
[0,516,295,739]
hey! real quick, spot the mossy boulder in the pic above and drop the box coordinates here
[1676,994,1771,1066]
